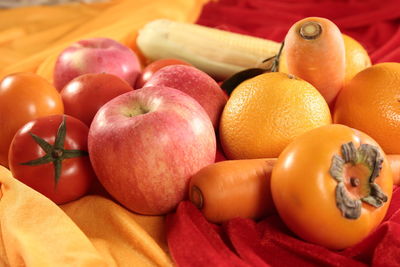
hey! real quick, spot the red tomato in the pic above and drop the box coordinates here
[60,73,133,126]
[271,124,393,250]
[135,58,191,88]
[8,114,95,204]
[0,72,64,167]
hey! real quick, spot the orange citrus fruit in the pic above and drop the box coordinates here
[333,62,400,154]
[279,34,371,85]
[219,72,332,159]
[342,34,371,85]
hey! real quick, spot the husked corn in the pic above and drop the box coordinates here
[136,19,281,80]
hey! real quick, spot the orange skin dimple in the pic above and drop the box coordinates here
[284,17,346,107]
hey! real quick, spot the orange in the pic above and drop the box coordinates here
[342,34,371,85]
[279,34,371,85]
[333,62,400,154]
[219,72,332,159]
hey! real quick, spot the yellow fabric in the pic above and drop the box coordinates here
[61,196,172,267]
[0,0,208,81]
[0,0,209,266]
[0,166,172,266]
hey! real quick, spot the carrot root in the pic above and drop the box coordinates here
[300,21,322,40]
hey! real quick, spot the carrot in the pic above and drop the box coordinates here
[189,158,277,224]
[284,17,346,107]
[388,155,400,186]
[189,155,400,224]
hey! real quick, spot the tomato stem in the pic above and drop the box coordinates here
[20,116,88,187]
[52,149,63,159]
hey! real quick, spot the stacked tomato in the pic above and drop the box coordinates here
[0,70,137,205]
[0,73,96,204]
[0,55,190,204]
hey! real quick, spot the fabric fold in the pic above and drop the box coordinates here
[0,166,107,266]
[0,166,173,266]
[61,195,173,267]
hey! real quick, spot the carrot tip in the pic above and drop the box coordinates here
[190,186,204,209]
[299,21,322,40]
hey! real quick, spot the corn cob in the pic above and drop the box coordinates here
[136,19,281,80]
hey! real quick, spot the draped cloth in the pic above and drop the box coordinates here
[168,1,400,266]
[0,0,399,266]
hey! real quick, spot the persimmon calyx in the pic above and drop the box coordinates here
[329,142,388,220]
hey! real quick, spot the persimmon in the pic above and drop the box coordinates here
[189,158,276,223]
[189,151,399,226]
[271,124,393,250]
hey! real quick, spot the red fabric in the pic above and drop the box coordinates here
[167,1,400,266]
[196,0,400,63]
[168,188,400,266]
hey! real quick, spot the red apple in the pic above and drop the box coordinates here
[88,86,216,215]
[60,73,133,126]
[135,58,191,89]
[53,37,141,91]
[144,65,228,129]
